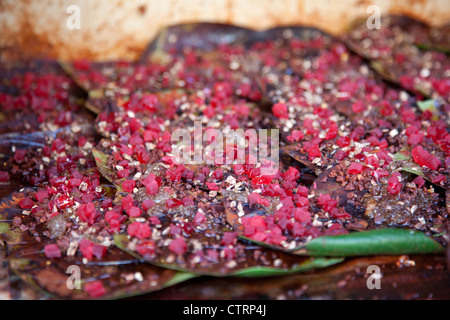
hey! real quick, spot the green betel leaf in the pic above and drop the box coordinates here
[400,166,424,177]
[399,163,446,190]
[393,150,410,162]
[417,99,440,120]
[415,42,450,54]
[227,257,344,277]
[92,147,116,184]
[226,161,446,257]
[294,229,445,257]
[239,229,444,257]
[114,234,343,278]
[417,99,436,112]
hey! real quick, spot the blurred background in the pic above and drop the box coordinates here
[0,0,449,61]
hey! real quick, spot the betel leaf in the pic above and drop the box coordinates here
[415,42,450,54]
[0,131,47,162]
[8,255,197,300]
[400,164,446,190]
[417,99,437,112]
[414,23,450,54]
[244,26,339,107]
[0,114,41,136]
[59,60,128,93]
[60,60,119,115]
[92,147,116,185]
[93,144,344,277]
[400,166,425,177]
[417,99,440,120]
[370,61,401,85]
[110,186,343,277]
[238,229,444,257]
[292,229,445,256]
[0,61,90,135]
[244,25,333,49]
[140,23,264,97]
[311,167,367,216]
[141,23,253,64]
[393,149,410,162]
[114,234,343,278]
[87,137,344,277]
[224,256,344,277]
[344,15,432,58]
[0,189,196,299]
[344,15,449,101]
[85,90,107,114]
[92,141,165,190]
[0,119,94,160]
[370,60,433,98]
[225,187,445,257]
[391,149,446,190]
[282,144,323,175]
[58,61,76,81]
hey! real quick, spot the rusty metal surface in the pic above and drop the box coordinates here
[1,0,449,62]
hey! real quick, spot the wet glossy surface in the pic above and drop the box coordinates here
[132,255,450,300]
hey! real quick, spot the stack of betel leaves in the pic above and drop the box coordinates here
[0,15,448,299]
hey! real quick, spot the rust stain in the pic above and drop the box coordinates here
[226,0,233,25]
[138,4,147,15]
[0,0,449,62]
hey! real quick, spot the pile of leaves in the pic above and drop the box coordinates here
[0,16,448,299]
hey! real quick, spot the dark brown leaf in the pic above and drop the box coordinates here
[0,189,195,299]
